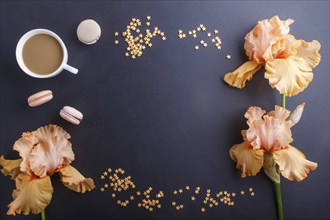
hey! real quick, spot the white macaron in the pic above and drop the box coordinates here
[60,106,83,125]
[77,19,101,45]
[28,90,53,107]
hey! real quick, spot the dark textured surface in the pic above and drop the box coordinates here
[0,1,329,220]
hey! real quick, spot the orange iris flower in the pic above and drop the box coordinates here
[230,105,317,181]
[0,124,95,215]
[224,16,321,96]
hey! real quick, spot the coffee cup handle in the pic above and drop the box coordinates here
[63,64,78,74]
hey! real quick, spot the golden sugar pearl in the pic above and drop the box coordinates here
[226,54,231,60]
[157,204,161,209]
[185,186,190,190]
[114,40,119,44]
[147,16,151,20]
[138,203,142,207]
[201,208,206,212]
[240,191,245,195]
[214,29,219,34]
[172,202,176,206]
[197,27,201,31]
[130,196,134,200]
[104,184,109,188]
[224,191,228,195]
[178,29,183,34]
[193,34,197,38]
[192,30,197,34]
[100,175,105,180]
[188,31,192,35]
[176,206,180,211]
[200,40,205,44]
[231,193,236,197]
[202,27,206,31]
[173,190,178,195]
[103,172,108,176]
[191,196,196,201]
[207,33,211,37]
[211,38,215,43]
[146,22,150,26]
[146,195,150,199]
[206,193,211,197]
[149,208,153,212]
[178,189,183,193]
[250,192,255,196]
[209,203,213,208]
[249,187,253,192]
[203,200,207,204]
[180,205,184,208]
[220,198,224,202]
[107,168,112,172]
[182,34,186,38]
[111,193,116,198]
[162,36,166,41]
[196,186,201,190]
[206,189,211,193]
[117,200,121,204]
[195,189,199,194]
[217,46,222,50]
[100,187,105,192]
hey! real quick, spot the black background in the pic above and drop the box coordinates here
[0,1,329,220]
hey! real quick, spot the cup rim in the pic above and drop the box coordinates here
[16,28,68,79]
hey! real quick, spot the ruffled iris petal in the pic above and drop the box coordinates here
[244,106,266,124]
[29,137,74,178]
[7,173,53,215]
[229,141,264,177]
[224,61,261,88]
[265,56,314,96]
[246,115,292,151]
[296,40,321,69]
[273,145,318,181]
[0,156,23,179]
[244,16,294,63]
[59,165,95,193]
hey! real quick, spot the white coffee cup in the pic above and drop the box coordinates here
[16,29,78,78]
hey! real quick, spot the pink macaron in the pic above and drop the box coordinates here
[27,90,53,107]
[60,106,83,125]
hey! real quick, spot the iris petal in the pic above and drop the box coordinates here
[265,56,314,96]
[224,61,261,88]
[229,141,264,177]
[273,145,317,181]
[7,173,53,215]
[59,165,95,193]
[0,156,23,179]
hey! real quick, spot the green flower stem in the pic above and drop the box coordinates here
[41,209,46,220]
[274,181,284,220]
[272,93,286,220]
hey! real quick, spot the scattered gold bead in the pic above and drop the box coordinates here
[251,192,255,196]
[185,186,190,190]
[226,54,231,59]
[214,29,219,34]
[201,208,205,212]
[172,202,176,206]
[178,189,183,193]
[240,191,245,195]
[191,196,196,201]
[100,187,105,192]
